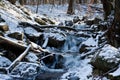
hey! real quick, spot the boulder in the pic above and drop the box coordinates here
[43,32,66,48]
[7,32,24,40]
[24,27,42,42]
[79,37,98,53]
[40,52,65,69]
[0,22,9,31]
[91,44,120,72]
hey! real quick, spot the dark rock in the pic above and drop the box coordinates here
[85,18,102,25]
[93,18,102,24]
[65,20,73,26]
[73,16,80,23]
[90,44,120,72]
[79,44,89,53]
[7,32,24,40]
[79,37,97,53]
[43,32,66,48]
[0,22,9,31]
[98,24,108,31]
[41,52,65,69]
[85,20,94,25]
[24,27,42,42]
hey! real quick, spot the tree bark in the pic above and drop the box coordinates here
[8,0,16,4]
[67,0,75,15]
[101,0,113,20]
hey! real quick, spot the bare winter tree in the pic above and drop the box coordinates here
[67,0,75,15]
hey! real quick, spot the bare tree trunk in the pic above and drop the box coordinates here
[101,0,113,20]
[8,0,16,4]
[36,0,40,13]
[67,0,75,15]
[114,0,120,47]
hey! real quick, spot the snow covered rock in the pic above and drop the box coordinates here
[43,32,66,48]
[10,62,39,79]
[0,22,9,31]
[91,44,120,72]
[24,27,42,42]
[25,52,38,63]
[79,37,98,53]
[0,55,11,67]
[7,32,24,40]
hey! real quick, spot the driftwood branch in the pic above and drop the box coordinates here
[6,44,31,74]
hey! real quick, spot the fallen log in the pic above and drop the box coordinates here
[0,36,26,54]
[0,36,49,53]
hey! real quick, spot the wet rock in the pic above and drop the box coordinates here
[24,27,42,42]
[43,32,66,48]
[91,44,120,72]
[0,55,11,67]
[11,62,39,79]
[0,22,9,31]
[41,53,65,69]
[35,17,46,25]
[65,20,73,26]
[7,32,24,40]
[73,16,80,23]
